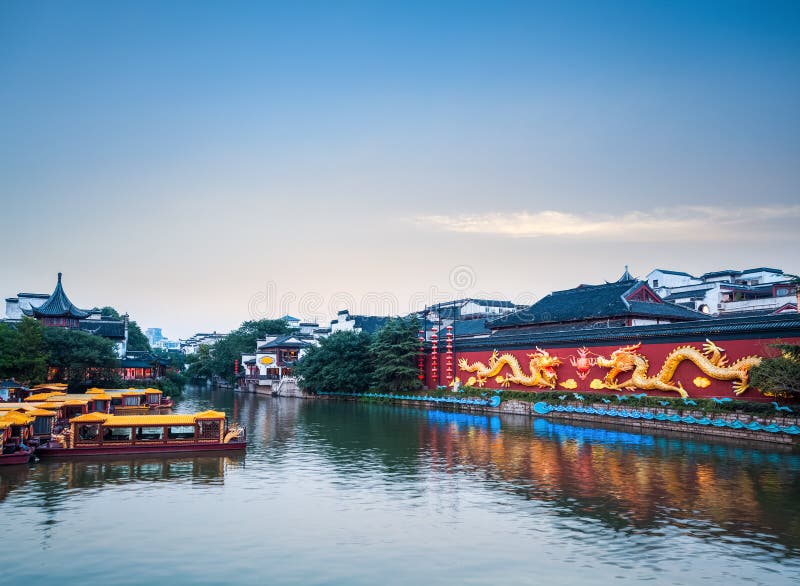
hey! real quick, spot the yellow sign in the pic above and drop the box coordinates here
[260,356,274,365]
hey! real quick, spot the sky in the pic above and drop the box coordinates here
[1,1,798,339]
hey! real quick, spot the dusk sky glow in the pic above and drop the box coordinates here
[1,1,798,338]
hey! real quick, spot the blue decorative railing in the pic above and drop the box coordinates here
[317,391,503,408]
[532,402,800,435]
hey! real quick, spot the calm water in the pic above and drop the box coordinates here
[2,388,800,585]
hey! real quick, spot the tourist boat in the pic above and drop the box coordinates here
[36,411,246,459]
[86,388,173,414]
[0,411,35,465]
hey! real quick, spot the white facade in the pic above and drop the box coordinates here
[645,267,797,316]
[4,293,49,319]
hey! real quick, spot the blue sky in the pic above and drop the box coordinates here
[1,1,798,338]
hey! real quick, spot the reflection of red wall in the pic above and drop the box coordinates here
[425,336,800,400]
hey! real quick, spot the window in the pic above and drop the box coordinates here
[136,427,164,441]
[103,427,132,441]
[167,426,195,440]
[653,279,659,287]
[198,420,220,440]
[77,424,100,442]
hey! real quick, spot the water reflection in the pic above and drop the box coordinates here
[1,389,798,585]
[296,401,800,555]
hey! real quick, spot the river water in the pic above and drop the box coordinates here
[1,387,799,585]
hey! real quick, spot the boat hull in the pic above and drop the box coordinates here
[0,449,33,466]
[36,442,246,459]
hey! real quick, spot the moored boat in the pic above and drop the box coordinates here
[36,410,246,459]
[0,412,35,465]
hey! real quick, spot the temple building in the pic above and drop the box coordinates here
[489,271,706,335]
[422,269,800,400]
[4,273,128,358]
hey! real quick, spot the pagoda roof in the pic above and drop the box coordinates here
[23,273,90,319]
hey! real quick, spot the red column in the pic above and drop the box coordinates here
[446,326,453,385]
[418,330,425,381]
[431,328,438,387]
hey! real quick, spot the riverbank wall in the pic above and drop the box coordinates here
[313,392,800,446]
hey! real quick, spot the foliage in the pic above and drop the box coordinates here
[185,319,291,382]
[0,318,49,384]
[97,306,150,352]
[750,344,800,399]
[369,317,422,392]
[157,369,187,398]
[295,331,374,393]
[43,326,121,388]
[154,348,186,370]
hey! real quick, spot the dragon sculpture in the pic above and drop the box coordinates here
[458,348,561,388]
[595,340,762,397]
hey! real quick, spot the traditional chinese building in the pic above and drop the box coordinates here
[5,273,128,357]
[423,271,800,401]
[20,272,90,328]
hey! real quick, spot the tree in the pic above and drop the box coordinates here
[750,344,800,399]
[187,319,291,382]
[98,306,150,352]
[370,317,422,392]
[0,318,48,384]
[295,331,374,393]
[43,327,120,387]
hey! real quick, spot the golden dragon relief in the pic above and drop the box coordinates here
[595,340,762,398]
[458,348,561,389]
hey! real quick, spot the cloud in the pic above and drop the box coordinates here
[415,205,800,242]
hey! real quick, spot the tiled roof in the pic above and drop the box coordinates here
[740,267,783,275]
[700,269,742,279]
[489,280,705,329]
[451,319,491,338]
[258,334,312,349]
[0,379,26,390]
[23,273,90,319]
[650,269,696,277]
[449,314,800,351]
[79,319,125,339]
[352,315,390,334]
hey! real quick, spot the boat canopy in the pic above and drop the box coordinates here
[70,411,227,427]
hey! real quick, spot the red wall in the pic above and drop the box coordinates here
[424,336,800,401]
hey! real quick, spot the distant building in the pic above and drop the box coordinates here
[422,298,522,322]
[180,332,227,355]
[241,334,317,390]
[298,322,319,336]
[329,310,390,335]
[145,327,164,347]
[280,315,301,329]
[646,267,798,316]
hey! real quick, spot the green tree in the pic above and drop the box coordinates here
[750,344,800,399]
[0,318,48,384]
[295,331,374,393]
[188,319,291,382]
[43,327,121,387]
[98,306,150,352]
[370,317,422,392]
